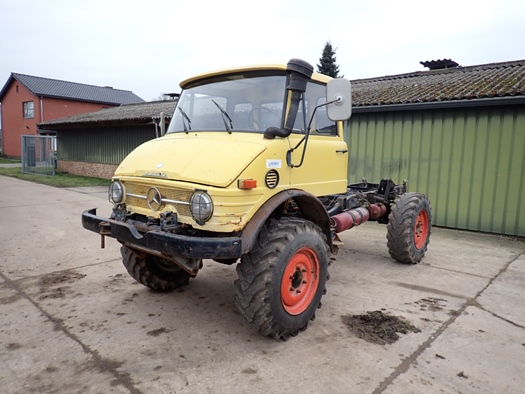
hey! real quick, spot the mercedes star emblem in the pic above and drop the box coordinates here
[147,187,163,211]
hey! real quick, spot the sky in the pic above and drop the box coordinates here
[1,0,524,102]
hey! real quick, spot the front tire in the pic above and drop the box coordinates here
[121,246,193,291]
[234,218,329,339]
[387,193,432,264]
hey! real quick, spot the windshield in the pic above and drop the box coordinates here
[167,75,287,133]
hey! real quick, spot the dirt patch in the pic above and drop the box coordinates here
[6,343,22,351]
[342,310,421,345]
[147,328,170,337]
[415,297,447,311]
[0,294,22,305]
[40,272,86,288]
[38,287,69,300]
[38,271,86,300]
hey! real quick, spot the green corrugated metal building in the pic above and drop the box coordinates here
[349,59,525,236]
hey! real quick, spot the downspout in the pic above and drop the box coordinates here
[160,112,165,136]
[40,96,44,122]
[153,121,159,138]
[152,116,160,138]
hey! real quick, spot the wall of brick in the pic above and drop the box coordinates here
[1,82,38,158]
[40,97,110,122]
[58,160,117,179]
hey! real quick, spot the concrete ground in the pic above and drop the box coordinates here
[1,175,524,394]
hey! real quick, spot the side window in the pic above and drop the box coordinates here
[313,97,337,135]
[23,101,34,119]
[294,100,308,133]
[292,82,337,136]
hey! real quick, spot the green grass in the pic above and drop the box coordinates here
[0,167,110,188]
[0,157,21,164]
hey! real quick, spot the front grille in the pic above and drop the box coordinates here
[124,182,192,216]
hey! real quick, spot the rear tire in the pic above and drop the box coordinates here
[234,217,329,339]
[387,193,431,264]
[121,246,193,291]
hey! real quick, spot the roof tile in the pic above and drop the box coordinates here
[351,59,525,107]
[38,100,176,128]
[1,73,144,105]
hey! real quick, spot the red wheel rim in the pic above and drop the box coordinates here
[281,247,320,315]
[414,210,430,249]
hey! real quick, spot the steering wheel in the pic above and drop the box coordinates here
[248,107,281,130]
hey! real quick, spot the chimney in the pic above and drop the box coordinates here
[420,59,460,70]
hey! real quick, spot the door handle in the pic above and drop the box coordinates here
[336,149,348,153]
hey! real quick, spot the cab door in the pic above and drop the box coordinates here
[288,83,348,196]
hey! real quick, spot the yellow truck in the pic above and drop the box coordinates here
[82,59,431,339]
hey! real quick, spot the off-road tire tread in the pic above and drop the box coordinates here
[121,246,191,292]
[386,193,431,264]
[234,217,329,340]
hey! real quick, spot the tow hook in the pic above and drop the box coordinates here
[99,222,111,248]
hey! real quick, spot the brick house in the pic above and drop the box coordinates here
[0,73,144,158]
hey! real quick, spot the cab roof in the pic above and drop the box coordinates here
[180,63,332,89]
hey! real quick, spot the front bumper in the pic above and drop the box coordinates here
[81,208,242,260]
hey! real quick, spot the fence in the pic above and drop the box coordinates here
[21,135,57,176]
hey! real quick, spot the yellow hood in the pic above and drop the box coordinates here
[115,133,267,187]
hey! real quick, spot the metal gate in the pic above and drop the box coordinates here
[21,135,57,176]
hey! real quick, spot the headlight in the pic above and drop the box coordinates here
[190,190,213,225]
[109,181,124,203]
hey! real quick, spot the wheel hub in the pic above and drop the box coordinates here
[414,210,429,249]
[281,248,320,315]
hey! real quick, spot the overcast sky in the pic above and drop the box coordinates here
[1,0,524,101]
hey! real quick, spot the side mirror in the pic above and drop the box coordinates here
[326,78,352,121]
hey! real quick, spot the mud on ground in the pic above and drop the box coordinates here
[342,310,421,345]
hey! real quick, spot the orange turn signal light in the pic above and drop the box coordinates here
[238,179,257,189]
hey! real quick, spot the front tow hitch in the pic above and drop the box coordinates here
[99,222,111,248]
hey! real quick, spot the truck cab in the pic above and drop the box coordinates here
[110,61,350,232]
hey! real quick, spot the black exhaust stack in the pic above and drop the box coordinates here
[264,59,313,139]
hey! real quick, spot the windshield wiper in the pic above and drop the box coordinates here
[178,107,192,132]
[212,99,233,133]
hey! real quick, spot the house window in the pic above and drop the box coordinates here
[23,101,34,118]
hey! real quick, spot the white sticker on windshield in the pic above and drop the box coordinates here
[266,159,282,169]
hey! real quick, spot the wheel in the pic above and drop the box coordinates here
[387,193,432,264]
[248,106,281,130]
[120,246,194,291]
[234,217,329,339]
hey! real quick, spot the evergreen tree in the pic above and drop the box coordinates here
[317,42,342,78]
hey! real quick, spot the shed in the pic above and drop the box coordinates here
[38,100,176,178]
